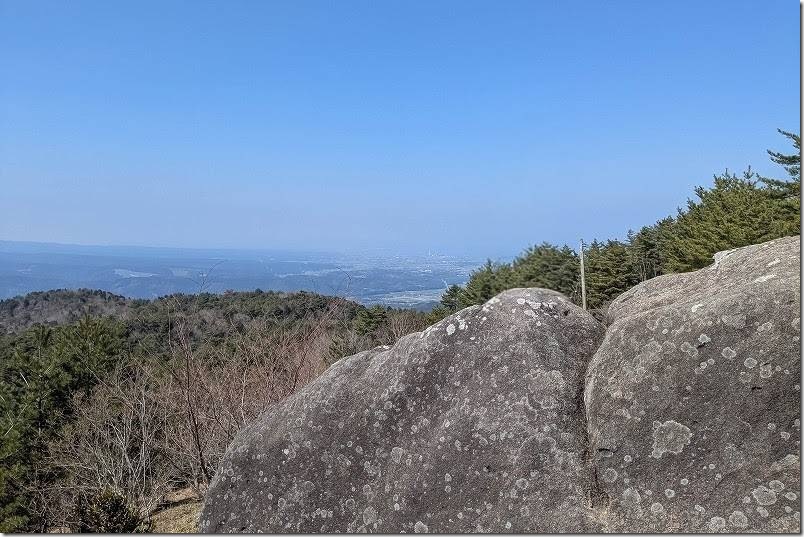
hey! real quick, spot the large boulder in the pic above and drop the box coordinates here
[200,288,605,533]
[585,236,801,532]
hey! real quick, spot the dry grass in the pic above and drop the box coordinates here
[149,501,201,533]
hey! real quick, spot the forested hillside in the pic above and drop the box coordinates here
[431,130,801,318]
[0,290,429,532]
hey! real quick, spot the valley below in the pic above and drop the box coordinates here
[0,241,481,310]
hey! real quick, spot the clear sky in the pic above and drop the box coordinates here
[0,1,799,258]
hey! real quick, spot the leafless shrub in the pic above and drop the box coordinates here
[379,310,429,344]
[45,363,174,528]
[158,302,340,490]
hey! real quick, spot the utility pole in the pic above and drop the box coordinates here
[579,239,587,310]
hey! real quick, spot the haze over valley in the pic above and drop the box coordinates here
[0,240,481,309]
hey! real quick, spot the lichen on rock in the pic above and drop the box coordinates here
[202,237,801,533]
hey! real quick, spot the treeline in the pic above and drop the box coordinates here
[0,290,429,532]
[431,130,800,317]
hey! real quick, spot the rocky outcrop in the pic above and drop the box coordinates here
[202,236,801,533]
[201,289,605,532]
[585,235,801,532]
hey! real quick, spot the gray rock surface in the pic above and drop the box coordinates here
[201,288,605,533]
[585,236,801,532]
[202,236,801,533]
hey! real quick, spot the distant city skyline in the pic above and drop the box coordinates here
[1,1,799,258]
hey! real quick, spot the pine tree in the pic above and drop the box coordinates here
[461,260,501,306]
[763,129,801,186]
[662,169,784,272]
[760,129,800,234]
[439,285,466,313]
[583,240,637,309]
[354,305,388,336]
[509,243,579,297]
[625,217,674,282]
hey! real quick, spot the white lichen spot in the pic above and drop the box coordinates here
[362,506,377,525]
[768,423,777,431]
[699,334,711,344]
[691,304,704,313]
[444,473,452,482]
[414,520,429,533]
[756,506,769,518]
[708,516,726,531]
[446,323,456,335]
[708,463,715,470]
[515,478,529,490]
[728,510,748,528]
[651,420,693,458]
[721,347,736,359]
[769,480,784,492]
[650,502,665,516]
[622,487,642,504]
[680,478,689,486]
[602,468,618,483]
[391,446,404,463]
[623,455,633,463]
[751,485,777,506]
[664,489,675,499]
[784,492,797,501]
[744,357,757,369]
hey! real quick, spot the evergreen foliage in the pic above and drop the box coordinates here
[0,318,126,532]
[661,169,790,272]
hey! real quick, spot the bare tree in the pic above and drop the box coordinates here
[45,363,174,527]
[158,301,341,491]
[380,310,429,344]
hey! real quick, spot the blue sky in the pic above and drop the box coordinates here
[0,1,799,257]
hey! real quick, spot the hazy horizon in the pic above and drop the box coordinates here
[1,1,799,258]
[0,237,491,260]
[0,237,484,306]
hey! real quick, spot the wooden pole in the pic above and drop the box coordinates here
[579,239,587,310]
